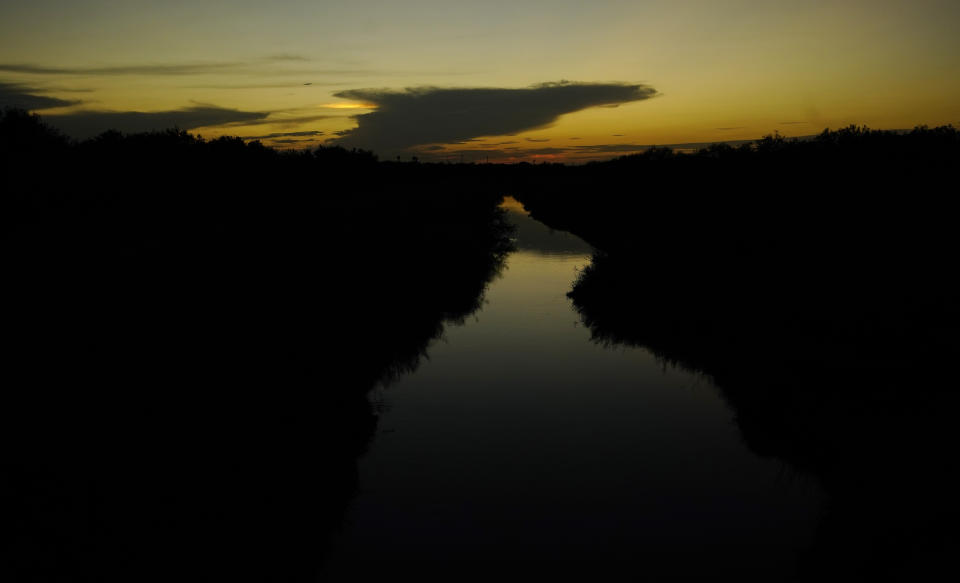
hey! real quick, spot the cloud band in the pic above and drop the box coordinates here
[332,81,657,153]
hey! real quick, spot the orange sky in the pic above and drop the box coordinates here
[2,1,958,161]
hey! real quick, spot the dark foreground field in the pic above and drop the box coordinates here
[515,125,960,579]
[2,109,513,581]
[3,109,959,581]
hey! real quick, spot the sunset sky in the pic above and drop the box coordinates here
[2,0,958,161]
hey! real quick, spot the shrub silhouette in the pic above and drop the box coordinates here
[1,108,513,582]
[4,106,959,581]
[513,123,960,581]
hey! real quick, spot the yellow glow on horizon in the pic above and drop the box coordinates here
[321,102,377,110]
[3,2,957,158]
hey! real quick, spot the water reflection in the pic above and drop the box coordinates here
[503,196,593,257]
[323,198,822,581]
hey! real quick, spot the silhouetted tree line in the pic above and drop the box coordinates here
[5,107,959,581]
[513,125,960,580]
[1,108,512,582]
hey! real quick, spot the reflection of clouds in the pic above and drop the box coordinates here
[504,203,594,257]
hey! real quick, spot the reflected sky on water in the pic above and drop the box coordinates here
[323,198,822,581]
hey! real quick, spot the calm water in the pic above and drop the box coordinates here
[323,199,822,581]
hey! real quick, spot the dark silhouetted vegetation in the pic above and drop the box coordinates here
[1,108,512,582]
[515,125,960,580]
[5,107,960,581]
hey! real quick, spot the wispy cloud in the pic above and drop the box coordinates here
[0,61,384,79]
[240,130,324,141]
[569,139,758,154]
[0,60,459,80]
[33,85,95,94]
[570,143,651,154]
[186,81,348,90]
[263,54,311,62]
[0,81,82,110]
[0,62,248,76]
[217,114,339,130]
[269,138,318,145]
[332,81,657,154]
[42,105,268,139]
[416,147,571,162]
[421,136,769,162]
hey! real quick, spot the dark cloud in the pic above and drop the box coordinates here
[512,147,569,156]
[526,138,550,142]
[190,108,338,129]
[43,105,268,139]
[269,138,318,145]
[332,81,657,154]
[716,126,746,131]
[612,134,625,136]
[35,86,95,93]
[0,81,81,110]
[241,130,324,141]
[215,114,338,129]
[668,138,756,149]
[571,143,650,154]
